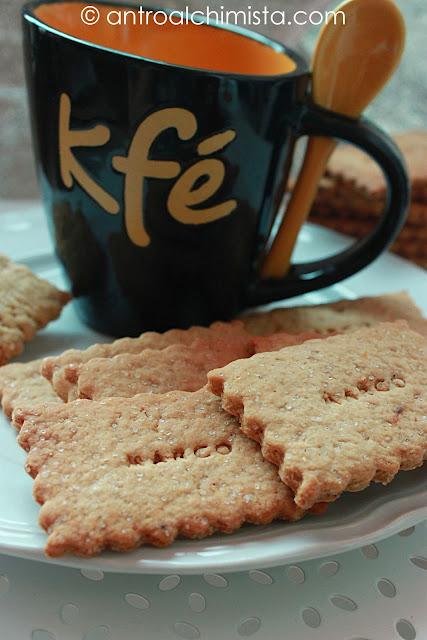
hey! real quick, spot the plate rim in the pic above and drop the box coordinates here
[0,481,426,574]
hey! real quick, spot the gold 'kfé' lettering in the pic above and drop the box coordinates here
[58,95,238,246]
[59,93,119,214]
[112,108,197,247]
[167,159,237,225]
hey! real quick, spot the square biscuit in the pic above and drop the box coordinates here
[0,254,70,364]
[208,322,427,510]
[242,292,427,337]
[42,320,248,401]
[15,388,314,557]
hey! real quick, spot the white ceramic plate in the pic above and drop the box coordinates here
[0,202,426,574]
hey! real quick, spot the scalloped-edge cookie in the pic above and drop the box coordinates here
[253,331,324,353]
[0,254,70,364]
[208,322,427,510]
[41,320,248,401]
[242,292,427,337]
[64,331,321,402]
[0,359,62,420]
[323,131,427,202]
[14,388,324,557]
[69,335,253,401]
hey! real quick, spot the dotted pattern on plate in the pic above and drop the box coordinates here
[0,523,426,639]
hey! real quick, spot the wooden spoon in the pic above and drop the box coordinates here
[262,0,405,279]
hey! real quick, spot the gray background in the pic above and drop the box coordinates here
[0,0,425,199]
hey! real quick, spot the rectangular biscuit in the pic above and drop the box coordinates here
[311,201,427,225]
[242,292,427,337]
[15,388,313,557]
[208,322,427,510]
[64,331,322,402]
[308,216,427,264]
[309,133,427,234]
[42,320,248,401]
[0,359,63,420]
[0,254,70,364]
[66,334,253,401]
[324,131,427,202]
[253,331,324,353]
[308,215,427,245]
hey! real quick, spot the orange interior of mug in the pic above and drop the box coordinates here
[33,2,297,75]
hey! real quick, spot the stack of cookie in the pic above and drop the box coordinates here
[1,283,426,558]
[308,131,427,269]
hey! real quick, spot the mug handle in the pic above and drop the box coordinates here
[247,103,410,307]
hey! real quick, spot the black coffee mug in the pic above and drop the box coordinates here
[23,1,409,336]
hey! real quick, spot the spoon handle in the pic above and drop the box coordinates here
[262,137,336,279]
